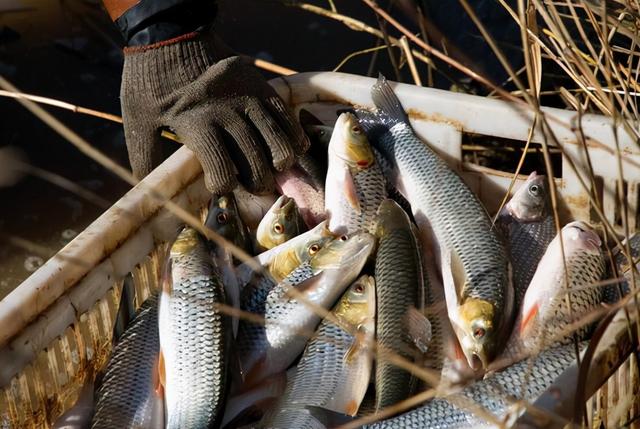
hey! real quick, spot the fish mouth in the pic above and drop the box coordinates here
[273,195,292,212]
[464,349,489,371]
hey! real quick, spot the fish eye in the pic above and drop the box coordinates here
[339,235,349,242]
[216,212,228,224]
[351,125,363,135]
[473,327,486,339]
[309,243,321,255]
[354,283,364,294]
[529,184,540,195]
[273,223,284,234]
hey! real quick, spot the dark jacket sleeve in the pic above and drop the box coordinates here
[103,0,217,46]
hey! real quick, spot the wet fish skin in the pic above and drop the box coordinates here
[604,234,640,303]
[91,294,164,429]
[237,249,334,385]
[325,112,386,235]
[364,342,586,428]
[205,193,252,253]
[497,172,555,310]
[511,221,604,354]
[257,195,306,250]
[244,232,375,384]
[357,76,512,370]
[159,227,230,429]
[206,193,251,336]
[264,275,376,428]
[374,199,424,410]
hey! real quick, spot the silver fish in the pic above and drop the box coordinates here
[604,234,640,303]
[325,112,386,235]
[364,342,586,428]
[509,221,604,354]
[497,172,555,309]
[357,76,512,370]
[206,193,251,336]
[374,199,427,410]
[236,220,337,289]
[263,275,375,428]
[241,232,375,385]
[91,294,164,429]
[159,227,229,428]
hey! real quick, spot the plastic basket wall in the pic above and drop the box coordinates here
[0,73,638,428]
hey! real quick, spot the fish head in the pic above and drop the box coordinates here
[309,232,375,274]
[329,113,375,170]
[333,275,376,331]
[205,193,250,250]
[506,172,548,221]
[257,195,303,250]
[562,221,602,255]
[303,124,334,149]
[268,221,337,281]
[453,298,498,371]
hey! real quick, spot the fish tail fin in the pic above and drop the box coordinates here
[371,74,411,126]
[354,108,388,142]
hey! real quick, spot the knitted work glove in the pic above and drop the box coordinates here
[120,32,309,194]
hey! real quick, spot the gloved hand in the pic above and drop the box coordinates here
[120,32,309,194]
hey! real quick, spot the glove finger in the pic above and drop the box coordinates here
[223,113,275,194]
[265,96,310,155]
[246,101,295,171]
[175,124,238,194]
[123,116,163,180]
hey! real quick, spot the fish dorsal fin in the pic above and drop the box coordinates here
[442,247,468,319]
[342,167,361,214]
[404,307,432,354]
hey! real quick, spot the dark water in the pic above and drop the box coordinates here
[0,0,523,299]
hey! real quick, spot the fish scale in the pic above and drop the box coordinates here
[374,200,423,410]
[365,342,585,428]
[237,262,316,380]
[263,275,375,428]
[159,228,229,429]
[358,77,511,367]
[260,233,374,381]
[502,215,555,307]
[330,165,386,234]
[266,322,368,428]
[544,251,604,345]
[91,294,162,429]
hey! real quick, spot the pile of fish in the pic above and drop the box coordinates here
[85,77,627,429]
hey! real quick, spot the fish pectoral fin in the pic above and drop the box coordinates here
[520,303,540,334]
[404,307,432,354]
[306,405,356,425]
[442,247,467,318]
[155,350,166,397]
[284,275,321,299]
[342,168,362,214]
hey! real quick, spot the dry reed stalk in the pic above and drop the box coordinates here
[399,36,423,86]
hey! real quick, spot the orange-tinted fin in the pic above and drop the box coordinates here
[520,303,540,334]
[342,168,361,214]
[241,356,268,391]
[155,350,166,397]
[345,399,359,416]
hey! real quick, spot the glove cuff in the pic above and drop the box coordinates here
[121,31,219,97]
